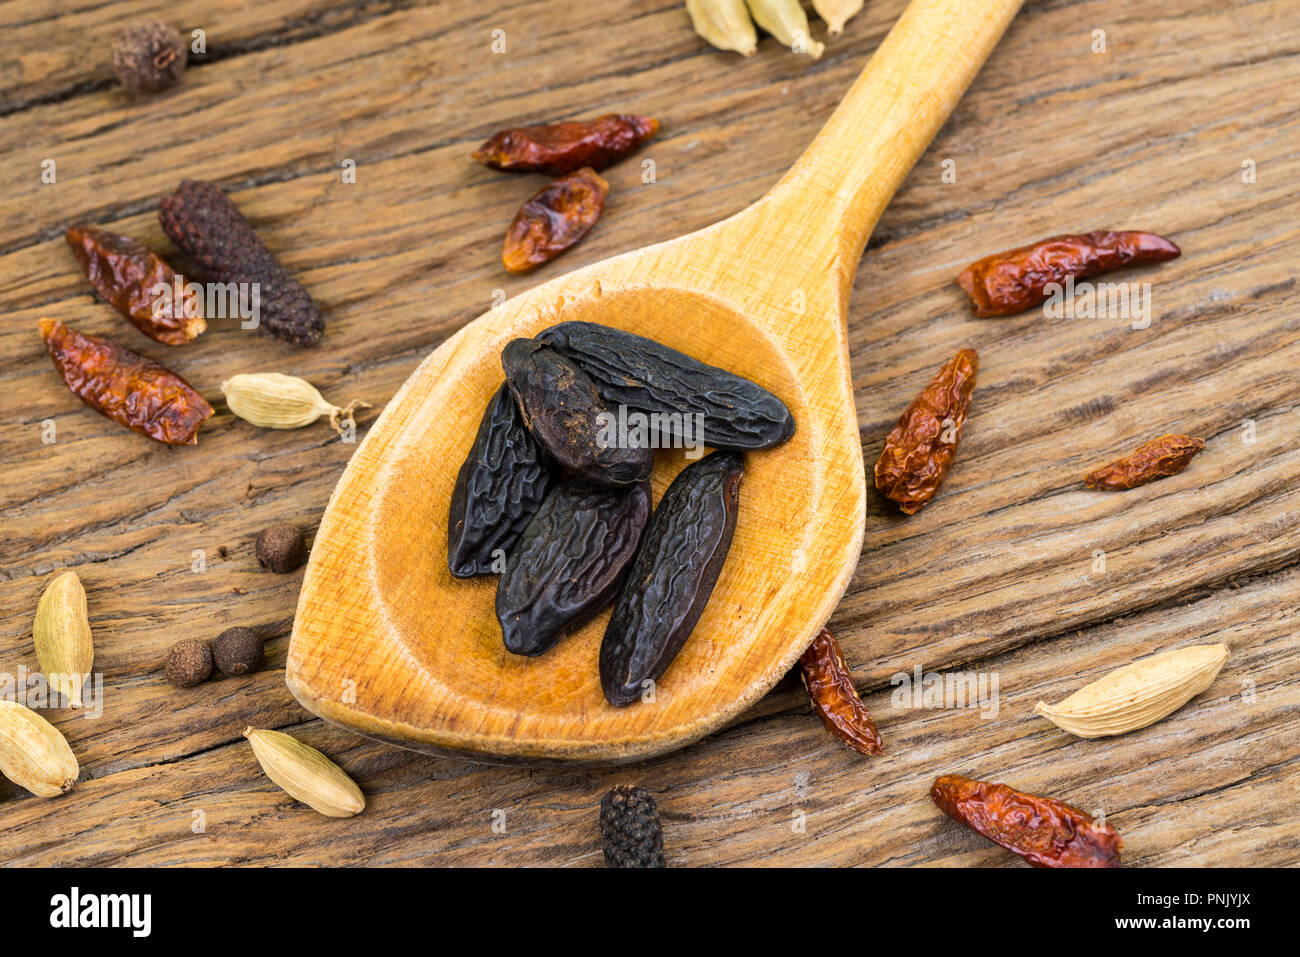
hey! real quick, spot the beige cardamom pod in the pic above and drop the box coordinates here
[33,570,93,708]
[685,0,758,56]
[745,0,824,58]
[0,700,79,797]
[244,727,365,818]
[221,373,370,436]
[1035,643,1229,738]
[812,0,864,36]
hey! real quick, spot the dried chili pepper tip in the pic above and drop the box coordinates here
[599,785,665,868]
[473,114,660,176]
[112,20,188,94]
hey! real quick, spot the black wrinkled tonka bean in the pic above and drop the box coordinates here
[497,480,651,656]
[502,338,653,486]
[447,384,554,578]
[600,451,743,706]
[537,321,794,451]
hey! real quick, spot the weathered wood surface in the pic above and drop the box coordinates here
[0,0,1296,866]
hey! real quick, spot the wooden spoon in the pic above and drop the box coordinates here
[288,0,1025,764]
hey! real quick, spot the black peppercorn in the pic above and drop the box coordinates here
[599,785,665,868]
[165,639,213,688]
[111,20,187,94]
[213,627,265,676]
[255,522,306,573]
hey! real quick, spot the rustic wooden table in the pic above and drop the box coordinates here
[1,0,1296,867]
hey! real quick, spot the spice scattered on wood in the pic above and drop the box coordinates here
[33,571,94,709]
[38,318,214,445]
[66,226,205,345]
[686,0,758,56]
[159,180,325,346]
[812,0,865,36]
[745,0,824,59]
[1035,643,1228,738]
[955,230,1181,318]
[874,348,978,514]
[165,639,214,688]
[213,627,265,676]
[221,373,369,435]
[600,785,665,867]
[111,19,187,94]
[1083,433,1205,490]
[502,167,609,274]
[799,628,883,756]
[256,522,307,574]
[0,700,79,798]
[474,114,659,176]
[930,774,1122,868]
[244,727,365,819]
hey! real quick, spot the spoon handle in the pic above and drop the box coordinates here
[753,0,1023,298]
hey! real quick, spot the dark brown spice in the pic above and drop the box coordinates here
[256,523,306,573]
[599,785,665,868]
[213,627,265,676]
[166,639,213,688]
[112,20,188,94]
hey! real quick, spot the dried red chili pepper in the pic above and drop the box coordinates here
[874,348,978,515]
[38,319,213,445]
[473,114,659,175]
[503,168,608,274]
[1084,433,1205,490]
[798,628,883,756]
[930,774,1122,868]
[956,231,1181,318]
[66,226,205,345]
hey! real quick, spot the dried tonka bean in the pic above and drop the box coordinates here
[799,628,884,756]
[474,114,659,175]
[956,231,1181,318]
[930,774,1123,868]
[496,480,650,656]
[39,319,213,445]
[600,451,743,707]
[159,180,325,346]
[502,339,653,487]
[66,226,205,345]
[449,384,555,578]
[502,168,607,274]
[874,348,978,515]
[1084,434,1205,491]
[537,321,795,451]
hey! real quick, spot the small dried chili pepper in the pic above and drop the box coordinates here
[66,226,205,345]
[1084,434,1205,491]
[956,231,1181,318]
[502,168,608,274]
[473,114,659,175]
[38,319,213,445]
[798,628,883,756]
[874,348,978,515]
[930,774,1123,868]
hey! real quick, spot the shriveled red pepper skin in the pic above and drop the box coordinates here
[956,231,1180,318]
[1084,433,1205,490]
[874,348,978,515]
[799,628,884,756]
[474,114,659,175]
[66,226,205,345]
[503,168,608,274]
[930,775,1122,868]
[38,319,213,445]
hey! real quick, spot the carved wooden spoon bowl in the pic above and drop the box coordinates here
[287,0,1024,764]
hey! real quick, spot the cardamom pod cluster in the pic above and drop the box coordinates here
[244,727,365,818]
[221,373,369,435]
[686,0,863,58]
[1035,643,1229,738]
[33,571,94,708]
[0,701,79,797]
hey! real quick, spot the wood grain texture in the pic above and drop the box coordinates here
[0,0,1297,865]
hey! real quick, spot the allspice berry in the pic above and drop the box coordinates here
[213,627,265,676]
[256,522,306,574]
[111,19,187,94]
[166,639,213,688]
